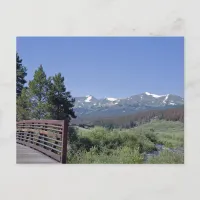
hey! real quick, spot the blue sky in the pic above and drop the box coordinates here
[17,37,184,98]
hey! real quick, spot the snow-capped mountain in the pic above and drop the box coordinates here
[74,92,184,118]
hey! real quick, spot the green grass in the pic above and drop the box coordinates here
[137,120,184,148]
[67,120,184,164]
[147,150,184,164]
[69,146,144,164]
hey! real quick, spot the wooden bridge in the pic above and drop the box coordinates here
[16,120,68,164]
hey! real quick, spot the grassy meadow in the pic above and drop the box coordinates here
[67,120,184,164]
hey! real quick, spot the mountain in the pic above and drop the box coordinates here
[73,92,184,119]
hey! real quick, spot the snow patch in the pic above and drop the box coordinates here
[145,92,165,98]
[85,95,92,102]
[106,98,117,101]
[145,92,151,95]
[169,102,176,105]
[163,94,169,104]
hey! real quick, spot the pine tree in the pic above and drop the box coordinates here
[16,53,27,97]
[47,73,76,121]
[17,88,31,121]
[28,65,49,119]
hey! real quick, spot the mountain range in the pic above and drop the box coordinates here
[73,92,184,119]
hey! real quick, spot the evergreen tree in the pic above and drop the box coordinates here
[47,73,76,121]
[130,121,136,128]
[16,53,27,97]
[28,65,48,119]
[17,88,31,121]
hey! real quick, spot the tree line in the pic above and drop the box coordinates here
[16,53,76,122]
[72,106,184,129]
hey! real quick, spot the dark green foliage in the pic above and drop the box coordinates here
[16,53,27,97]
[46,73,76,121]
[145,132,158,144]
[28,65,49,119]
[17,88,31,121]
[16,61,76,121]
[130,121,137,128]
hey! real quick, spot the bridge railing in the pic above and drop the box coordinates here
[16,120,68,163]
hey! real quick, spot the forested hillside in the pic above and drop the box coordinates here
[72,106,184,129]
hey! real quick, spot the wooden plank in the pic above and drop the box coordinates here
[16,135,62,148]
[17,141,61,162]
[16,144,59,164]
[17,120,63,125]
[17,126,63,133]
[17,124,63,130]
[16,132,62,143]
[17,139,61,152]
[17,128,62,139]
[17,136,62,149]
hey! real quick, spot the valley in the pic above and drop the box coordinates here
[67,120,184,164]
[68,97,184,164]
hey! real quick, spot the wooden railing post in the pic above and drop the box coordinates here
[61,120,68,164]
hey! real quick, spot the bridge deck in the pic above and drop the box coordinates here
[16,143,59,164]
